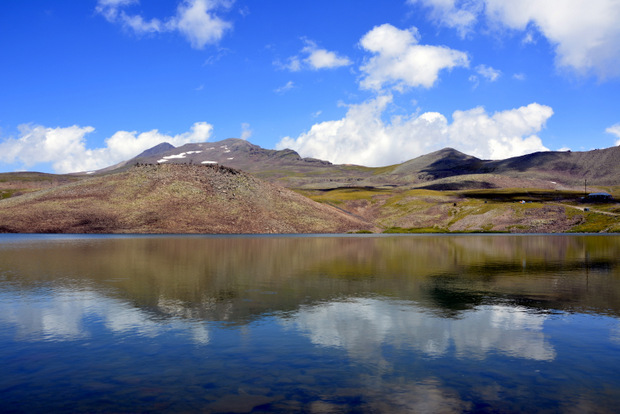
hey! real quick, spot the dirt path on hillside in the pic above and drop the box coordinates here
[557,204,620,217]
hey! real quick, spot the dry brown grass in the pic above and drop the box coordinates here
[0,164,372,234]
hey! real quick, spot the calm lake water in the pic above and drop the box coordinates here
[1,234,619,413]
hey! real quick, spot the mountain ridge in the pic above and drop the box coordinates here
[1,139,617,234]
[103,139,620,189]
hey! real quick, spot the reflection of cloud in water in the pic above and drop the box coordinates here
[282,298,556,361]
[1,289,99,341]
[453,305,554,360]
[364,379,472,413]
[0,288,210,345]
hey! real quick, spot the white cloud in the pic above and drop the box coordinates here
[240,122,252,140]
[282,56,302,72]
[0,125,96,173]
[410,0,620,79]
[476,64,501,81]
[173,0,232,49]
[277,96,551,166]
[606,123,620,146]
[302,40,352,70]
[95,0,137,21]
[274,80,294,94]
[96,0,232,49]
[408,0,482,37]
[120,13,163,34]
[359,24,469,91]
[0,122,213,173]
[282,39,351,71]
[448,103,552,159]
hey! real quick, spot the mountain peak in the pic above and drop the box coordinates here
[135,142,176,158]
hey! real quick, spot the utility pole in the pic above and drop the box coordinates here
[584,178,587,197]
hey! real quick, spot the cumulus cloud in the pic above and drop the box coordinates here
[0,122,213,173]
[173,0,232,48]
[409,0,620,79]
[359,24,469,91]
[281,39,351,71]
[277,96,551,166]
[606,123,620,146]
[96,0,232,49]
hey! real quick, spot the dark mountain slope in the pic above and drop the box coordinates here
[390,148,483,179]
[486,146,620,185]
[136,142,175,158]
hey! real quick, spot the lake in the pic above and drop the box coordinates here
[1,234,619,413]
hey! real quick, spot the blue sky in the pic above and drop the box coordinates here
[1,0,620,173]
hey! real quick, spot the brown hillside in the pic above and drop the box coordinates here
[0,164,372,234]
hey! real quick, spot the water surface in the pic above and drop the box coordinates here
[1,234,619,413]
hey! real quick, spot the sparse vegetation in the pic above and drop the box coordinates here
[1,141,618,234]
[383,226,447,233]
[0,164,372,234]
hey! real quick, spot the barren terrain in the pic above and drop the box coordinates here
[0,164,371,234]
[0,140,618,234]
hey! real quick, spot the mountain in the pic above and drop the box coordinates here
[135,142,175,158]
[485,146,620,185]
[0,163,372,234]
[1,139,617,234]
[117,138,375,189]
[104,139,619,190]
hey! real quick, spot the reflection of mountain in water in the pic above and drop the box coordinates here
[0,287,556,363]
[1,235,619,324]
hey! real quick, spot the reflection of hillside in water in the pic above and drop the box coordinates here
[1,235,619,321]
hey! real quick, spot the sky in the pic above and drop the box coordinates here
[1,0,620,174]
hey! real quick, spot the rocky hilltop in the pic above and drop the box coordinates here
[0,163,371,234]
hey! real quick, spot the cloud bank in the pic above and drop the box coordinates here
[0,122,213,173]
[277,96,551,166]
[96,0,232,48]
[410,0,620,79]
